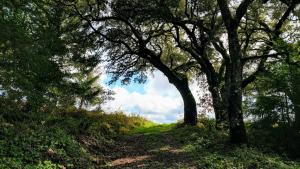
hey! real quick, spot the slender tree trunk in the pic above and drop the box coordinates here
[172,78,197,125]
[226,32,247,144]
[211,88,228,129]
[205,70,228,129]
[79,99,84,109]
[290,67,300,130]
[295,104,300,131]
[209,87,227,129]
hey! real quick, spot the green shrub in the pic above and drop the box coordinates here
[0,110,148,168]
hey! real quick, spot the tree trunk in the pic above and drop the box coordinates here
[172,78,197,125]
[290,67,300,131]
[209,87,228,129]
[205,70,228,129]
[227,71,247,144]
[226,33,247,144]
[79,99,84,109]
[212,90,228,129]
[295,104,300,131]
[216,0,251,144]
[146,55,198,126]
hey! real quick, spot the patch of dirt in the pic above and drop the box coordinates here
[89,132,197,168]
[110,155,151,166]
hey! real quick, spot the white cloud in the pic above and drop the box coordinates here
[100,70,213,123]
[101,71,185,123]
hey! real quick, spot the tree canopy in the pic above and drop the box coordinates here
[56,0,300,143]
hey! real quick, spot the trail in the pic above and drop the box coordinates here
[77,125,300,169]
[80,125,196,169]
[80,130,197,169]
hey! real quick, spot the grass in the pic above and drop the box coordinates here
[129,123,176,135]
[0,110,150,168]
[1,111,299,168]
[100,119,300,169]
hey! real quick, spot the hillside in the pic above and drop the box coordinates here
[0,111,299,169]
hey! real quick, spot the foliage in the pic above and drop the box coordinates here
[0,0,65,111]
[0,110,149,168]
[244,61,300,157]
[0,0,299,168]
[0,109,299,168]
[0,0,109,115]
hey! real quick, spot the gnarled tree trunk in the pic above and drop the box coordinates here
[147,55,198,126]
[173,78,197,125]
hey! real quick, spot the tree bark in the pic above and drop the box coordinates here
[205,73,228,128]
[201,64,228,128]
[216,0,248,143]
[146,53,198,126]
[227,68,247,143]
[290,67,300,131]
[209,86,228,129]
[172,77,197,125]
[294,104,300,131]
[226,32,247,144]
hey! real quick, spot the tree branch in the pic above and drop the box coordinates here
[235,0,254,25]
[242,52,285,63]
[212,39,230,60]
[242,59,266,88]
[274,0,298,35]
[216,0,233,29]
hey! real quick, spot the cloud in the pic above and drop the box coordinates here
[101,71,187,123]
[100,70,214,123]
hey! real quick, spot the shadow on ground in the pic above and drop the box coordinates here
[99,130,197,169]
[79,123,300,169]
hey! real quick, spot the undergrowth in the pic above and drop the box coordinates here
[0,111,299,169]
[0,110,149,168]
[127,118,300,169]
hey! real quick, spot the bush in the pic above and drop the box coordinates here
[0,110,148,168]
[248,122,300,158]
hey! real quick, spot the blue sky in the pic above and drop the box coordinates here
[102,77,146,94]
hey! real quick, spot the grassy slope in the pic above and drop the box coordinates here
[101,120,300,169]
[0,111,299,169]
[0,110,150,168]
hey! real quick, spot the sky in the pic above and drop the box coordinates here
[100,71,204,124]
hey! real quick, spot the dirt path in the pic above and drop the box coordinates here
[77,125,300,169]
[92,132,197,169]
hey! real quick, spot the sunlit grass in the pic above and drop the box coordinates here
[129,123,176,135]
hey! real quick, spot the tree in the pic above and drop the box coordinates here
[63,0,199,125]
[0,0,107,113]
[162,0,230,128]
[244,42,300,130]
[72,69,113,110]
[0,0,67,111]
[59,0,299,141]
[215,0,299,143]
